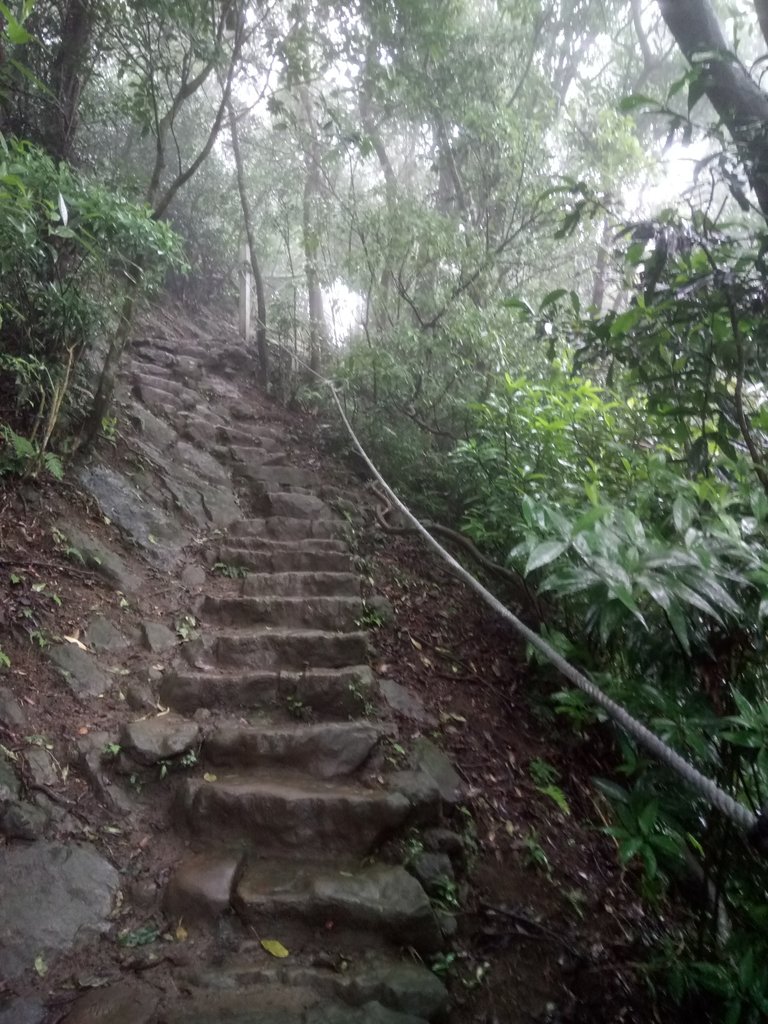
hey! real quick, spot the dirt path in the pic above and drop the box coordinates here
[0,308,653,1024]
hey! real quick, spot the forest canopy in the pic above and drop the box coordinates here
[2,0,768,1019]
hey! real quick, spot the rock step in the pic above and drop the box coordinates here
[173,959,447,1022]
[134,383,187,413]
[200,595,363,631]
[132,370,191,396]
[229,517,344,541]
[225,445,291,467]
[219,536,349,554]
[162,988,430,1024]
[184,628,369,671]
[234,464,320,488]
[175,772,411,854]
[159,665,376,718]
[231,861,441,953]
[203,720,382,777]
[242,572,360,598]
[217,546,354,574]
[127,359,176,380]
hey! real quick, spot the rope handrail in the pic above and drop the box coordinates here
[259,332,766,846]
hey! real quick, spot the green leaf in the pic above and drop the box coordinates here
[525,540,567,575]
[666,599,691,655]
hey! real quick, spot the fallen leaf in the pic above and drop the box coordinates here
[77,726,89,735]
[409,636,422,650]
[203,772,217,782]
[63,635,87,651]
[261,938,289,958]
[34,954,47,977]
[175,924,188,942]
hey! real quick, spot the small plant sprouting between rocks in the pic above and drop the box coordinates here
[355,603,385,629]
[348,680,375,717]
[158,749,199,780]
[285,695,311,721]
[213,562,247,579]
[0,647,9,669]
[176,615,199,642]
[523,830,551,875]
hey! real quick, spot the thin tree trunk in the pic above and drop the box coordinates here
[298,85,327,373]
[228,99,268,387]
[45,0,96,160]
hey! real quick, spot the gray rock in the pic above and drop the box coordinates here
[141,620,177,653]
[378,679,437,728]
[0,841,118,979]
[61,981,158,1024]
[0,798,49,840]
[408,852,454,896]
[422,827,465,864]
[412,738,462,806]
[125,681,156,712]
[76,463,188,567]
[47,643,112,698]
[24,746,59,787]
[344,963,448,1020]
[85,615,130,652]
[72,732,133,814]
[55,521,141,598]
[386,770,441,825]
[181,564,207,588]
[0,997,45,1024]
[0,686,26,729]
[121,715,200,764]
[0,748,19,799]
[306,1002,424,1024]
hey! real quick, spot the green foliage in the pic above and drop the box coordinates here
[0,136,184,474]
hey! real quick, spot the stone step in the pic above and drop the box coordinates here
[200,595,363,631]
[128,359,175,379]
[231,861,441,953]
[162,988,431,1024]
[134,383,186,413]
[203,720,382,777]
[267,492,334,518]
[132,371,191,398]
[217,546,353,574]
[235,464,320,488]
[159,665,375,718]
[183,628,369,671]
[220,536,348,554]
[172,958,447,1022]
[230,517,344,542]
[175,772,411,855]
[242,572,360,598]
[226,445,290,467]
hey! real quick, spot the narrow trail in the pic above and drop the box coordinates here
[0,308,652,1024]
[57,317,456,1023]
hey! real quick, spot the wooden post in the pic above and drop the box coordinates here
[239,238,252,341]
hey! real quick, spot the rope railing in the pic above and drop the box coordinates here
[258,333,767,848]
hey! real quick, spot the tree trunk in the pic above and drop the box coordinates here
[298,86,327,373]
[228,99,268,387]
[44,0,96,160]
[658,0,768,218]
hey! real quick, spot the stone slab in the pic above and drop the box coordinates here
[0,842,118,979]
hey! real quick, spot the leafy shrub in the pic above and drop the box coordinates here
[0,136,184,476]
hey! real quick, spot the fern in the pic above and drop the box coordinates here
[44,451,63,480]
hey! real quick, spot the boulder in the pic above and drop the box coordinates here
[121,715,200,764]
[47,643,112,698]
[0,842,118,979]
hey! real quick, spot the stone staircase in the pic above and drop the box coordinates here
[65,326,461,1023]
